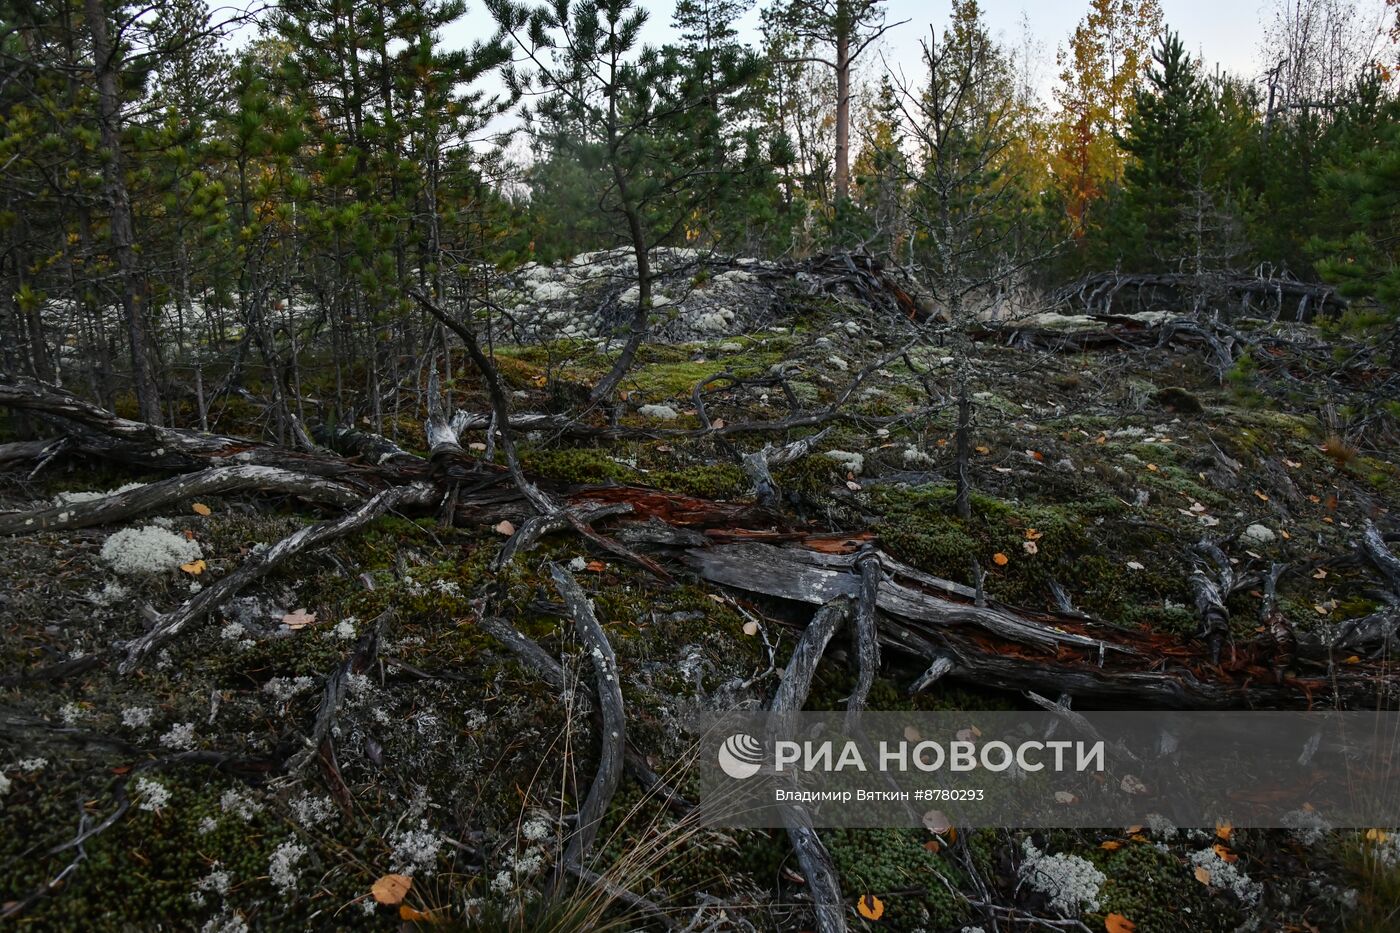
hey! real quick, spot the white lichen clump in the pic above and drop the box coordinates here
[121,706,154,729]
[1281,808,1333,846]
[291,794,335,828]
[268,839,309,893]
[135,776,171,812]
[200,910,249,933]
[390,819,444,876]
[823,449,864,475]
[638,403,679,421]
[1190,846,1262,905]
[191,865,232,906]
[100,525,202,575]
[52,481,145,507]
[263,676,317,703]
[159,722,197,750]
[88,581,130,606]
[220,788,262,821]
[1018,840,1105,916]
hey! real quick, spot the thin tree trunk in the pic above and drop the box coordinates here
[85,0,162,425]
[833,24,851,204]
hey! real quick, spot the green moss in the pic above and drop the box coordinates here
[867,484,1192,620]
[645,463,749,500]
[521,447,639,486]
[1087,842,1238,933]
[825,828,967,931]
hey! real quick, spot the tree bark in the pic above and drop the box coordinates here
[833,16,851,204]
[85,0,162,425]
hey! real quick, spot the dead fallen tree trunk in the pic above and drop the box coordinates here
[0,464,364,535]
[685,540,1400,709]
[1054,270,1347,319]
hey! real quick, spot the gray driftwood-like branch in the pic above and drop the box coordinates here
[548,564,626,881]
[0,464,364,535]
[1362,520,1400,601]
[118,482,436,673]
[847,551,882,715]
[769,599,853,933]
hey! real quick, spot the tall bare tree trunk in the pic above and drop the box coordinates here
[834,23,851,203]
[85,0,162,425]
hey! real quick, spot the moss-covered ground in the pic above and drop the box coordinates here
[3,298,1398,930]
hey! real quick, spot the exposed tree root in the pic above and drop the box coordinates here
[768,599,854,933]
[548,564,626,885]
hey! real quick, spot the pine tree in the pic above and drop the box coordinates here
[767,0,900,206]
[490,0,759,401]
[1113,29,1213,271]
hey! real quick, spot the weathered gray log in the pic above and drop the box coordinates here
[689,541,1395,708]
[1362,520,1400,601]
[848,552,882,715]
[494,502,633,570]
[768,598,853,933]
[313,423,421,468]
[0,438,60,464]
[685,542,1110,653]
[549,564,626,882]
[0,464,364,535]
[0,377,391,481]
[119,482,436,673]
[741,426,834,506]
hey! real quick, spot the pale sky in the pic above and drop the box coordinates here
[442,0,1276,103]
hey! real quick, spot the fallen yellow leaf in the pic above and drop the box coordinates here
[1194,865,1212,885]
[992,552,1009,566]
[192,502,212,516]
[180,559,206,575]
[1105,913,1137,933]
[371,873,412,905]
[1101,840,1122,850]
[1216,820,1233,841]
[856,894,884,920]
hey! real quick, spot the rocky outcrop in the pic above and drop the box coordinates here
[489,248,784,343]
